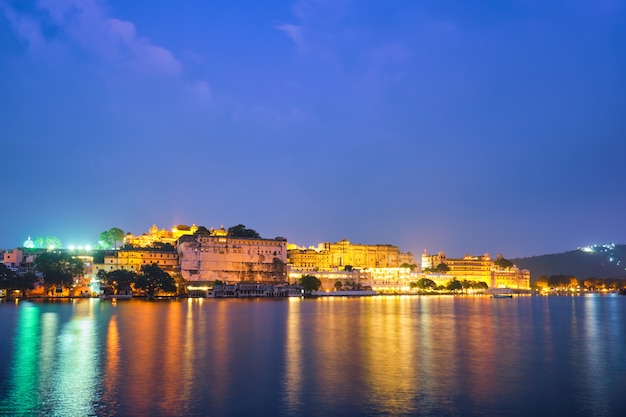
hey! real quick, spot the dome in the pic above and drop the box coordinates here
[23,235,34,248]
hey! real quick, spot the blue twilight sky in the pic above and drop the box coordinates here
[1,0,625,258]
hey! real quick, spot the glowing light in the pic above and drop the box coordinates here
[68,245,76,251]
[85,245,91,251]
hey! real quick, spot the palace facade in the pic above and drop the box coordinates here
[92,248,179,276]
[123,224,199,248]
[177,226,288,283]
[288,239,415,271]
[421,251,530,289]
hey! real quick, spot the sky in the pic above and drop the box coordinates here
[1,0,625,258]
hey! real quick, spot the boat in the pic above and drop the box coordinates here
[492,293,513,298]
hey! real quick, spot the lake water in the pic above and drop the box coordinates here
[0,295,625,417]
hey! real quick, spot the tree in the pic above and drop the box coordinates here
[135,264,177,298]
[151,242,175,251]
[227,224,261,238]
[400,263,417,271]
[33,236,62,249]
[413,278,436,290]
[299,274,321,293]
[334,280,343,290]
[433,263,450,274]
[34,251,84,294]
[583,278,601,291]
[194,226,212,235]
[472,281,488,291]
[0,266,37,297]
[446,279,463,292]
[534,275,549,290]
[0,264,17,292]
[494,255,514,269]
[344,265,354,271]
[548,274,573,290]
[99,227,125,249]
[101,270,137,295]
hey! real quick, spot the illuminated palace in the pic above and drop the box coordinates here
[288,239,415,271]
[92,248,179,276]
[177,226,288,283]
[287,239,416,292]
[123,224,199,247]
[421,251,530,289]
[93,224,190,276]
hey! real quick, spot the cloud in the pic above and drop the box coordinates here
[275,23,305,52]
[275,0,350,53]
[1,1,46,48]
[189,80,211,101]
[2,0,182,76]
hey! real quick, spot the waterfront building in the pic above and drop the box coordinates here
[177,228,288,284]
[288,268,372,291]
[368,267,417,292]
[493,267,531,289]
[123,224,199,248]
[421,251,531,289]
[288,239,415,271]
[92,248,179,276]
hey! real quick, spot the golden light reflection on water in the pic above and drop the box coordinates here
[2,295,625,417]
[209,299,233,412]
[581,295,611,416]
[283,297,303,413]
[101,312,120,414]
[360,296,418,414]
[51,299,99,416]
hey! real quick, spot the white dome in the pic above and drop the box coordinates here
[23,235,34,248]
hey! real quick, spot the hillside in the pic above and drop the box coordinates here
[511,244,626,282]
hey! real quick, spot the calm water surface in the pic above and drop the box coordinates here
[0,295,625,417]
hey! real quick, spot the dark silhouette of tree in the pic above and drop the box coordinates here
[412,278,436,290]
[194,226,212,235]
[494,256,514,269]
[299,274,321,293]
[473,281,488,290]
[227,224,261,238]
[0,266,38,297]
[446,279,463,292]
[136,264,177,298]
[433,263,450,273]
[151,242,175,251]
[101,269,137,295]
[34,251,84,294]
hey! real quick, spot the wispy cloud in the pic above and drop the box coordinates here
[1,2,45,48]
[3,0,182,76]
[276,0,411,91]
[275,23,305,52]
[275,0,350,54]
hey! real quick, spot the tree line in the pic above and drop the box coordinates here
[96,264,178,298]
[534,274,626,291]
[410,277,488,292]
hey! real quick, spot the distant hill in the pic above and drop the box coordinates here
[511,244,626,282]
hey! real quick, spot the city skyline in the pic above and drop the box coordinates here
[1,0,625,258]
